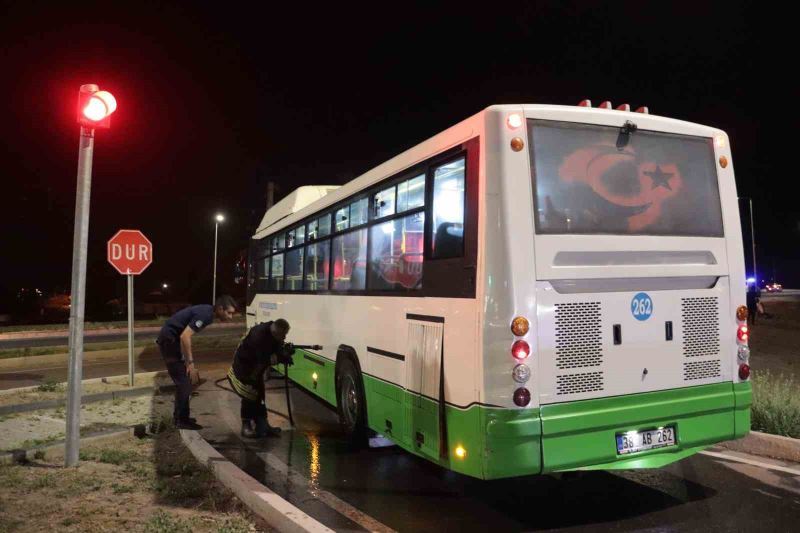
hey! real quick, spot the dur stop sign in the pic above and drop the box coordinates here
[107,229,153,275]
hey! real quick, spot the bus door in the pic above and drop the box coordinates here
[405,315,445,460]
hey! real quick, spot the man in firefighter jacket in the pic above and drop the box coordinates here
[227,319,293,438]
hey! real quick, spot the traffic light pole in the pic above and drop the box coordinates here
[65,126,94,467]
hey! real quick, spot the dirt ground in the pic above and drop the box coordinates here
[748,299,800,382]
[0,430,272,533]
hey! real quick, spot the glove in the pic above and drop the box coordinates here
[277,342,295,366]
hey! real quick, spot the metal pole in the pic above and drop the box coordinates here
[127,274,134,387]
[749,198,757,285]
[212,221,219,305]
[65,125,94,467]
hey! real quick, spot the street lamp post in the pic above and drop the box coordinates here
[212,213,225,304]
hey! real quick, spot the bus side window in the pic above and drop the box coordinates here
[430,157,466,259]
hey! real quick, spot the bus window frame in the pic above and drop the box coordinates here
[247,138,478,300]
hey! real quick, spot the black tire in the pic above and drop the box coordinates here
[336,355,368,447]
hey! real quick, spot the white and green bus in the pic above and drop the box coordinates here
[246,102,752,480]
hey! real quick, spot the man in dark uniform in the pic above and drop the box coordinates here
[157,295,237,429]
[227,319,293,438]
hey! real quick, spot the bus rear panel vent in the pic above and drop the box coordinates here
[556,371,604,395]
[681,297,720,358]
[554,302,602,369]
[683,360,721,381]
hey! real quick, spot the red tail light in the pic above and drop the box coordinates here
[578,99,592,107]
[511,340,530,360]
[616,103,631,111]
[598,101,612,109]
[737,325,749,342]
[739,363,751,380]
[635,106,649,114]
[513,387,531,406]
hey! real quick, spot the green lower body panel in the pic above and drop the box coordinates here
[540,382,749,473]
[278,350,337,406]
[363,375,542,480]
[733,381,752,438]
[284,356,752,480]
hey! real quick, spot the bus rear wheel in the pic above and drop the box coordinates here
[336,356,367,447]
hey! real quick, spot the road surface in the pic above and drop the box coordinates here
[183,369,800,532]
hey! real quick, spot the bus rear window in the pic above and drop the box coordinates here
[529,120,724,237]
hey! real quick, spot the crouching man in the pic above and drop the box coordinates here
[227,319,293,438]
[157,295,237,430]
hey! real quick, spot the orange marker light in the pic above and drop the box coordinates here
[511,316,529,336]
[510,137,524,151]
[719,156,728,168]
[736,305,748,321]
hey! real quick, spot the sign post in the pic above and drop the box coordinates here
[127,274,134,386]
[107,230,153,387]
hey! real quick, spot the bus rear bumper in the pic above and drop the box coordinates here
[539,381,752,473]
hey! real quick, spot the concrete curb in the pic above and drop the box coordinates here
[0,346,151,371]
[0,426,133,465]
[0,370,167,396]
[0,384,173,416]
[721,431,800,463]
[0,343,238,371]
[180,429,334,533]
[0,321,245,341]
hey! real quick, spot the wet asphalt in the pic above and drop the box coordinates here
[189,370,800,532]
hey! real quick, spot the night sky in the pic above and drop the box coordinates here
[0,2,792,312]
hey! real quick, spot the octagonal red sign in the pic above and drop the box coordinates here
[107,229,153,275]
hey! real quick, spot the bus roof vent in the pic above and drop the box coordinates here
[257,185,340,233]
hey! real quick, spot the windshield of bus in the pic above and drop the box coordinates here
[529,119,724,236]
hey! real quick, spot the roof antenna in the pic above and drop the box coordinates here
[617,120,638,150]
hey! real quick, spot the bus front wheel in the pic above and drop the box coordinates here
[336,356,367,447]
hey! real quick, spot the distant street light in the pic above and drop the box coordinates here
[738,197,757,284]
[162,283,168,289]
[213,213,225,304]
[66,84,118,467]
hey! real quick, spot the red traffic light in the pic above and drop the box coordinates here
[77,84,117,129]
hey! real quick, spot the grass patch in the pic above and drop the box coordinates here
[80,447,138,465]
[37,379,62,392]
[0,429,267,531]
[751,370,800,438]
[143,510,193,533]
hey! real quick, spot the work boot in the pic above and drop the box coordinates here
[254,416,281,438]
[175,419,203,430]
[241,420,257,438]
